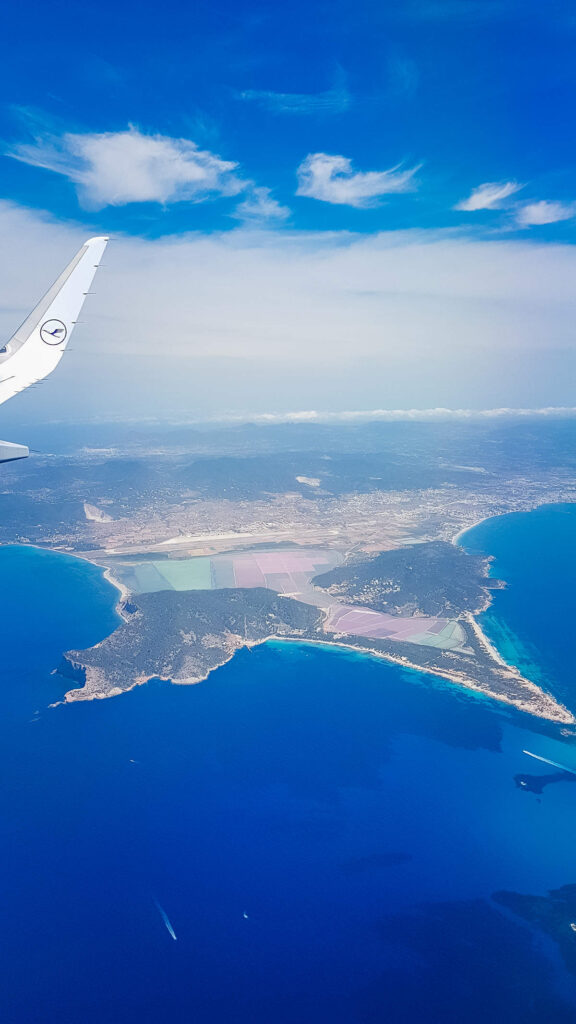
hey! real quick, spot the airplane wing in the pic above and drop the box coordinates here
[0,235,108,462]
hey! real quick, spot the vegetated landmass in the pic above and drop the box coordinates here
[313,541,504,617]
[60,588,322,701]
[3,418,575,722]
[493,884,576,975]
[58,582,574,724]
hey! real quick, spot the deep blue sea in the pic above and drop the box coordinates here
[1,506,576,1023]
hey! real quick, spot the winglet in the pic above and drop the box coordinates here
[0,236,109,410]
[0,236,109,461]
[0,439,29,463]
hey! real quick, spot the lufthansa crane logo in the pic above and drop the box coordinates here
[40,319,67,346]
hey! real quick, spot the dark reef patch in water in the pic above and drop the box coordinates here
[370,898,576,1023]
[515,771,576,795]
[494,884,576,978]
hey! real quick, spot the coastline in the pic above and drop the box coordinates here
[451,509,523,547]
[59,633,277,705]
[451,500,576,548]
[58,613,575,724]
[451,517,497,547]
[268,634,575,725]
[462,611,510,670]
[450,503,576,726]
[7,514,573,725]
[0,542,131,620]
[55,541,576,725]
[101,565,131,613]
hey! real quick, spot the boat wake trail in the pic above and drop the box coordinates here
[523,750,576,776]
[154,898,177,941]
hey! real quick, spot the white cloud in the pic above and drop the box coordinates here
[454,180,522,211]
[233,187,290,223]
[8,127,247,209]
[206,407,576,424]
[516,200,576,226]
[296,153,419,207]
[1,202,576,422]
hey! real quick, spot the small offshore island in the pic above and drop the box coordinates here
[58,537,574,724]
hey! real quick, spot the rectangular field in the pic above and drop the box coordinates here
[325,605,466,651]
[151,558,213,591]
[107,546,341,597]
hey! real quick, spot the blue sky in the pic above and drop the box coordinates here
[1,0,576,422]
[3,0,576,237]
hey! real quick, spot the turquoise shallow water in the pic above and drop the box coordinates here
[459,503,576,707]
[1,510,576,1023]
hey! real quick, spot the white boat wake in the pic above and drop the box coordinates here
[154,898,177,941]
[523,749,576,776]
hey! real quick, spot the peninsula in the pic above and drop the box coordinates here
[2,418,572,723]
[57,540,574,725]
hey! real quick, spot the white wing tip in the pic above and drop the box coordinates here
[0,440,29,462]
[85,236,110,246]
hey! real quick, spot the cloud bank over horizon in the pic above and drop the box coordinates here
[0,200,575,423]
[166,406,576,426]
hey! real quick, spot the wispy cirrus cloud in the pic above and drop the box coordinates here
[238,83,351,115]
[516,200,576,226]
[454,180,522,211]
[296,153,419,207]
[387,55,420,98]
[8,126,248,209]
[454,181,576,228]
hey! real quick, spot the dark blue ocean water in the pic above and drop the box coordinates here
[1,509,576,1024]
